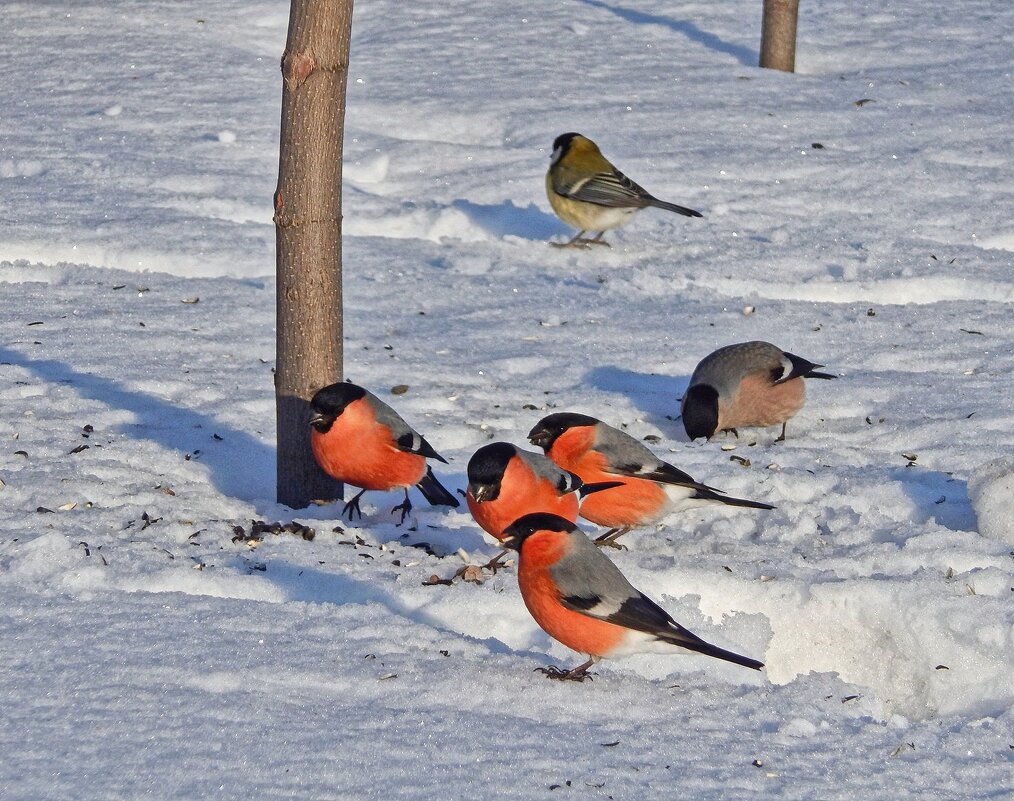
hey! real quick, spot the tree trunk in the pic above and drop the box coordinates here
[274,0,352,508]
[760,0,800,72]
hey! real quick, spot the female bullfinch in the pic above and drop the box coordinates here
[309,382,458,523]
[546,132,702,248]
[682,341,836,442]
[528,412,772,545]
[502,513,764,681]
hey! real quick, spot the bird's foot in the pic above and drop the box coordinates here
[775,423,788,443]
[391,494,413,526]
[551,239,591,250]
[536,663,594,682]
[594,528,630,549]
[341,490,367,520]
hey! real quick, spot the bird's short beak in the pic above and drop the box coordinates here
[500,534,518,550]
[308,411,325,427]
[471,485,490,503]
[528,429,549,448]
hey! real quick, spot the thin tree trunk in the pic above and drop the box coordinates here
[760,0,800,72]
[274,0,352,508]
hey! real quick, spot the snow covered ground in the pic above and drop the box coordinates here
[1,1,1011,798]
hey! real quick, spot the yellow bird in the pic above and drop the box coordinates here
[545,132,702,248]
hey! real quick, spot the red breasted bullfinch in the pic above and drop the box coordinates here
[546,133,703,248]
[466,441,620,542]
[682,341,836,442]
[502,513,764,681]
[309,382,459,523]
[528,412,773,545]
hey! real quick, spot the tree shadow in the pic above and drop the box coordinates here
[450,199,571,241]
[0,345,277,508]
[577,0,756,66]
[585,365,690,440]
[889,467,976,532]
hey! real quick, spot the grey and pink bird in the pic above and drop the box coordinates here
[681,341,836,442]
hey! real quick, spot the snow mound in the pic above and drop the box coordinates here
[968,458,1014,544]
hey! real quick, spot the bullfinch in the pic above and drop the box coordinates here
[309,382,459,523]
[466,442,620,570]
[528,412,773,545]
[502,513,764,681]
[682,341,836,442]
[546,132,702,248]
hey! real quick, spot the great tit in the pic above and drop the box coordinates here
[545,132,702,248]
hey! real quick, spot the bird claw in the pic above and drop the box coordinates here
[596,539,628,551]
[341,491,365,520]
[391,499,412,526]
[536,665,594,682]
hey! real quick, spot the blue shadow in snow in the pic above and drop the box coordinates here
[0,346,277,507]
[890,467,976,533]
[249,558,514,655]
[450,199,571,241]
[585,365,690,440]
[578,0,755,66]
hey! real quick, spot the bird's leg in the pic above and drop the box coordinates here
[391,488,413,525]
[775,422,788,443]
[594,527,630,549]
[452,548,512,580]
[586,231,611,247]
[720,427,739,439]
[536,657,597,682]
[342,488,367,520]
[482,548,512,573]
[552,230,591,249]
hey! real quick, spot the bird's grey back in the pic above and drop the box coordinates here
[592,422,663,473]
[550,529,638,607]
[689,341,784,397]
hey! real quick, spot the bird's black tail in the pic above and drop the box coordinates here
[647,198,703,218]
[659,629,764,670]
[578,480,624,498]
[416,466,460,508]
[694,486,774,511]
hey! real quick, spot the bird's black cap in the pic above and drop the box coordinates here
[681,385,719,441]
[502,512,579,550]
[527,412,600,451]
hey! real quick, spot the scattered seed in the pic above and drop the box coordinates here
[181,297,199,304]
[391,384,409,395]
[68,444,89,455]
[854,98,875,106]
[959,329,983,336]
[422,575,453,587]
[935,665,949,670]
[58,502,77,511]
[730,455,751,467]
[752,759,764,768]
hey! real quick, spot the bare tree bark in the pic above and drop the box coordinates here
[760,0,800,72]
[274,0,352,508]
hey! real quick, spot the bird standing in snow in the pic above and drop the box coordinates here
[528,412,773,546]
[309,382,459,523]
[466,441,619,543]
[502,513,764,681]
[681,341,836,442]
[545,132,702,248]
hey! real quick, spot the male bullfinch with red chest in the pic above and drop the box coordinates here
[528,412,773,546]
[309,382,459,523]
[502,513,764,681]
[466,441,620,542]
[682,341,836,442]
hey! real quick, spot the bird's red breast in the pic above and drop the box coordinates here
[467,455,579,541]
[518,530,627,658]
[546,427,668,529]
[310,397,427,491]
